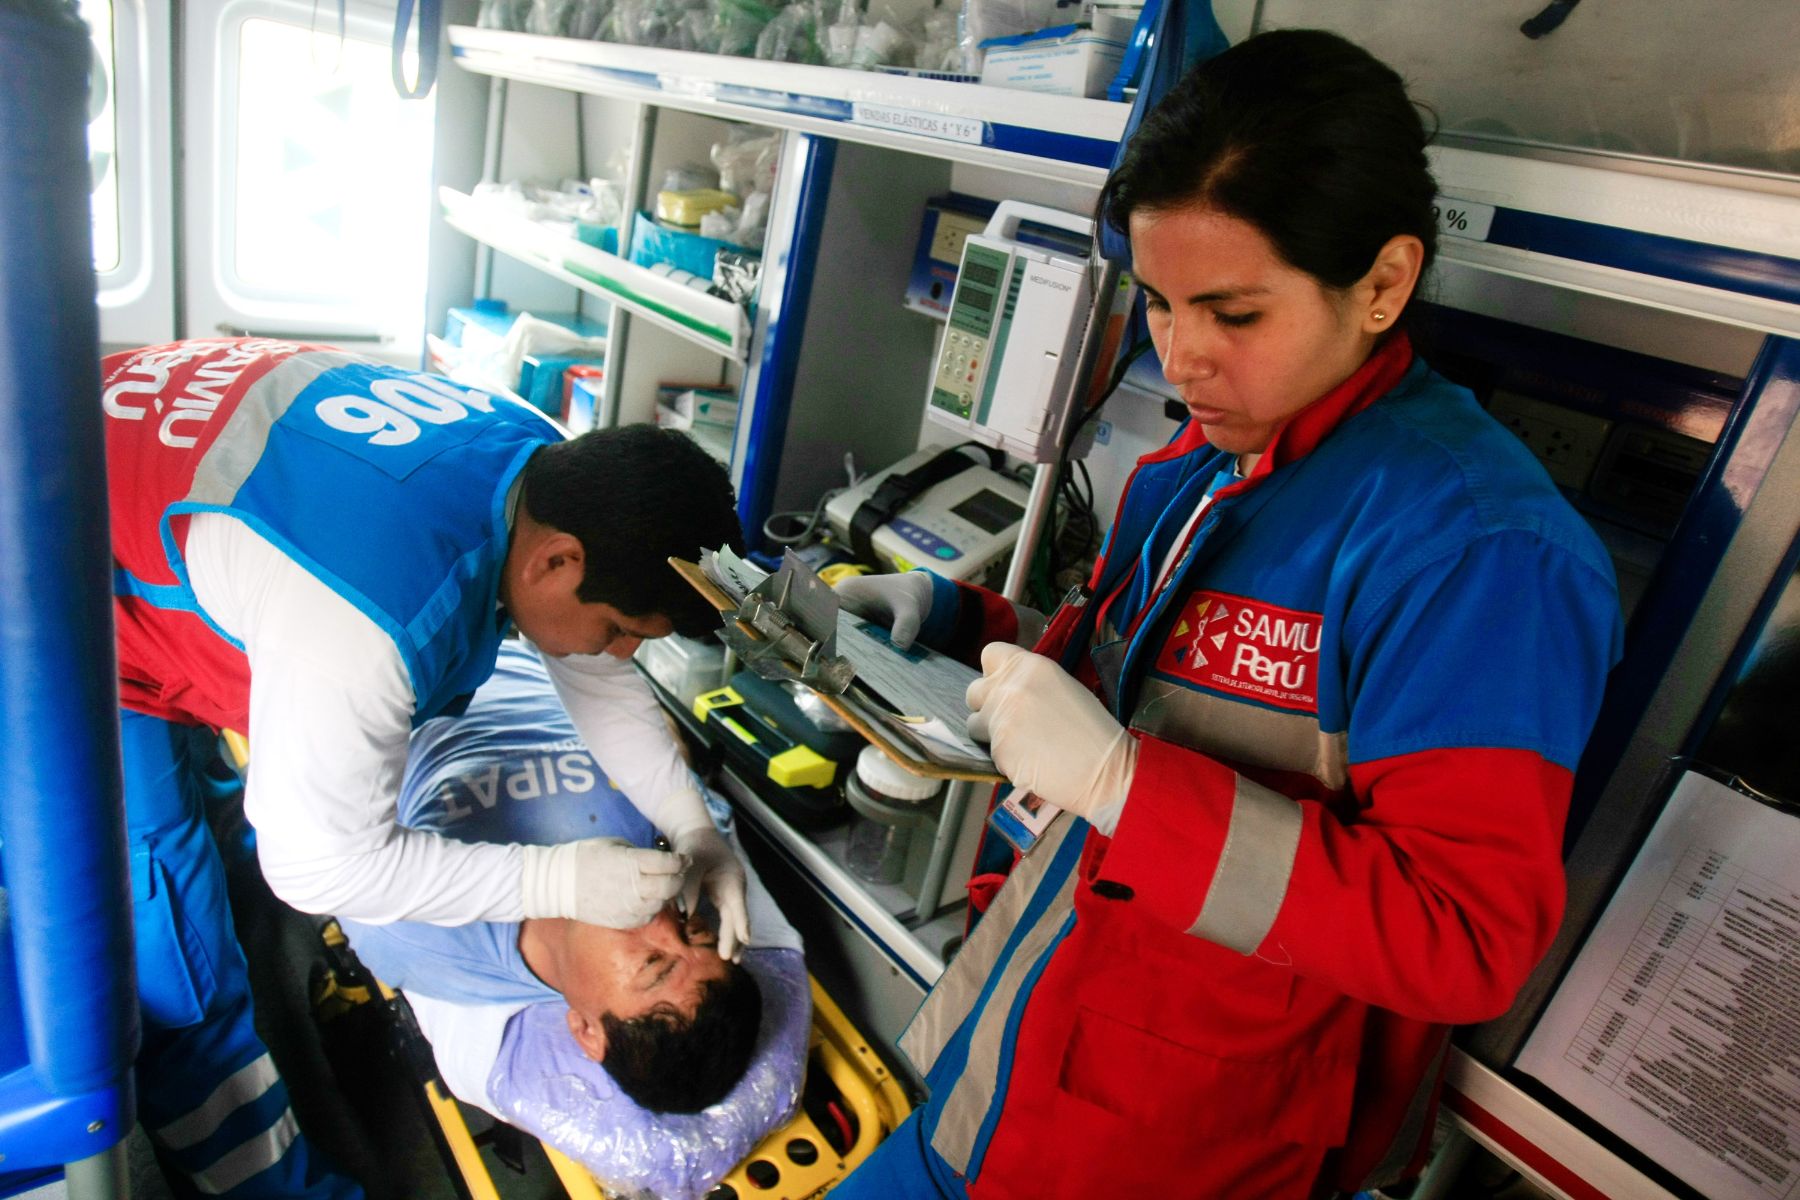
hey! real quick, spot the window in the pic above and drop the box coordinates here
[79,0,120,274]
[187,0,437,357]
[228,16,434,312]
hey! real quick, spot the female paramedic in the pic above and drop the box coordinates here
[833,28,1625,1199]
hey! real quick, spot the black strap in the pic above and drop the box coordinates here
[849,446,994,566]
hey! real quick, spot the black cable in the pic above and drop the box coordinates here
[1520,0,1581,38]
[1076,459,1096,531]
[1040,338,1154,584]
[1060,338,1157,460]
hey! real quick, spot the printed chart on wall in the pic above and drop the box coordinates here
[1518,770,1800,1199]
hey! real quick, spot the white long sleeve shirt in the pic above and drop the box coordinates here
[186,511,700,926]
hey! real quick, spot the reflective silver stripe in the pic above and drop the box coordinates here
[1133,677,1348,791]
[1188,774,1304,953]
[154,1053,281,1151]
[191,1108,299,1195]
[186,351,358,506]
[899,815,1081,1074]
[929,856,1082,1174]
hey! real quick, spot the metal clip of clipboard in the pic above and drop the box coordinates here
[716,550,856,696]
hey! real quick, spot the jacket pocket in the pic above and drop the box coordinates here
[1057,1004,1357,1146]
[132,848,217,1030]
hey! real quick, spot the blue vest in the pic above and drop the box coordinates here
[165,351,560,724]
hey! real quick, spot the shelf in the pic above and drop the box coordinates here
[1441,1051,1680,1200]
[439,187,752,361]
[1428,143,1800,336]
[448,27,1129,188]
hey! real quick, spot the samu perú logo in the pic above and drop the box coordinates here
[1154,590,1322,712]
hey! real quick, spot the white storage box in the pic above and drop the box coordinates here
[635,633,727,707]
[979,27,1126,99]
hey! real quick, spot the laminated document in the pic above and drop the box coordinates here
[1517,770,1800,1200]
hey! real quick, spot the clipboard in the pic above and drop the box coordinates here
[671,554,1004,784]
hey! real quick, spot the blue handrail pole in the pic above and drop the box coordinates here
[0,0,139,1187]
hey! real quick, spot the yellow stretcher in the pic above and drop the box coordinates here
[313,920,912,1200]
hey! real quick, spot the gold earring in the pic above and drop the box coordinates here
[1372,311,1388,322]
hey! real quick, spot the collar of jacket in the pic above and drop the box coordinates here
[1136,333,1416,481]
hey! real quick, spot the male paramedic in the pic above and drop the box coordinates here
[102,338,747,1198]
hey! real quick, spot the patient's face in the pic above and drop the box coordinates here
[562,907,730,1026]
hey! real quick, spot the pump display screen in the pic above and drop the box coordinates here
[951,489,1025,534]
[962,260,1001,289]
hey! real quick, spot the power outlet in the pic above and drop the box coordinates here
[1487,389,1613,491]
[929,209,987,266]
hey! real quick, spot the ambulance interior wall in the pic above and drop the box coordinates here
[770,149,1185,540]
[764,140,953,521]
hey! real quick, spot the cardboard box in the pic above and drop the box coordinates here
[979,27,1126,98]
[520,353,605,416]
[562,365,606,432]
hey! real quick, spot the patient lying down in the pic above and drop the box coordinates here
[341,644,809,1199]
[516,904,761,1113]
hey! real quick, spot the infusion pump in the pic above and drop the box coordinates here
[824,446,1030,583]
[927,202,1096,463]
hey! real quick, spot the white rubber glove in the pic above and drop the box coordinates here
[834,571,938,651]
[670,820,750,961]
[520,838,688,928]
[965,642,1140,831]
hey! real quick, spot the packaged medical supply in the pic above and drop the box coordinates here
[562,366,606,432]
[635,632,728,707]
[667,385,739,429]
[957,0,1089,72]
[711,249,764,309]
[520,353,606,417]
[711,128,780,197]
[978,24,1125,97]
[656,187,740,229]
[574,221,619,253]
[645,261,715,292]
[631,212,754,282]
[439,304,608,402]
[698,191,770,247]
[754,5,825,62]
[443,299,516,349]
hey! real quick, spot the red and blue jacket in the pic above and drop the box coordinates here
[899,336,1624,1197]
[104,339,557,733]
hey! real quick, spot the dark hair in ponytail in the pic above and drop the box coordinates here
[1101,28,1438,292]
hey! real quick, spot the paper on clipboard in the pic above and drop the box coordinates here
[680,550,1002,783]
[1516,769,1800,1200]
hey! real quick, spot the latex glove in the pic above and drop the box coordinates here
[521,837,688,928]
[965,642,1139,828]
[670,820,750,961]
[834,570,937,651]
